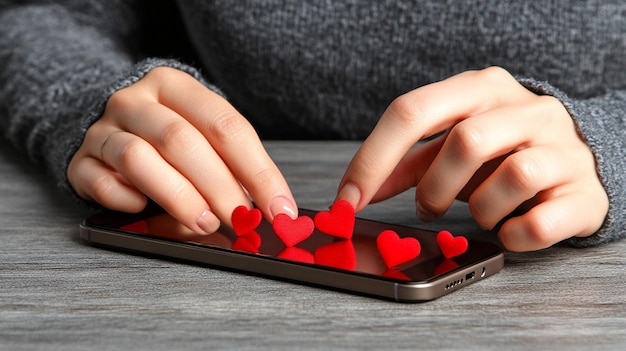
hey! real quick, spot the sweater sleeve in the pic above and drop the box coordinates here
[0,1,214,205]
[519,78,626,247]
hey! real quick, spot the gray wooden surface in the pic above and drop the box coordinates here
[1,140,624,351]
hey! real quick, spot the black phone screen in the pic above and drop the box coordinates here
[84,206,502,284]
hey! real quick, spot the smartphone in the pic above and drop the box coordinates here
[80,206,503,302]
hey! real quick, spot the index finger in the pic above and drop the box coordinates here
[152,68,298,222]
[337,67,535,211]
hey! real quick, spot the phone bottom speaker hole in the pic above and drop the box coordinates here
[445,278,463,290]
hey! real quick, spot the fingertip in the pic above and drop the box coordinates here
[414,182,447,219]
[196,209,221,234]
[336,181,362,212]
[497,216,553,252]
[268,196,298,221]
[122,194,149,213]
[416,200,437,223]
[93,180,149,214]
[496,229,517,252]
[497,218,531,252]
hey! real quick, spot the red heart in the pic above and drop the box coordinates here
[434,259,460,276]
[121,220,148,233]
[232,231,261,253]
[231,206,262,236]
[272,214,314,247]
[277,247,314,264]
[314,240,356,270]
[313,199,355,239]
[382,268,411,281]
[376,230,421,268]
[436,230,468,259]
[241,231,261,248]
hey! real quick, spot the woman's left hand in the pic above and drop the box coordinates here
[337,67,609,252]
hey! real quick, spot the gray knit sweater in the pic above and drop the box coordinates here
[0,0,624,247]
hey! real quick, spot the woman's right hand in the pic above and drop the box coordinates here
[68,67,297,234]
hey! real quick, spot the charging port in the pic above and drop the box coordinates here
[465,271,475,280]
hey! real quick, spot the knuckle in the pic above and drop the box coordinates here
[168,182,193,204]
[472,66,521,103]
[157,120,201,153]
[107,68,187,114]
[83,124,102,143]
[448,122,488,161]
[145,67,200,96]
[106,88,136,113]
[503,154,543,192]
[243,163,282,196]
[386,93,426,128]
[476,66,514,84]
[207,110,252,144]
[536,94,564,111]
[523,212,556,249]
[158,183,197,215]
[146,66,180,83]
[86,125,115,162]
[88,173,119,204]
[252,165,280,191]
[115,138,150,169]
[353,148,386,175]
[535,95,571,124]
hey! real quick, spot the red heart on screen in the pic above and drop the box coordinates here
[121,220,148,233]
[232,231,261,253]
[241,231,261,249]
[314,240,356,270]
[313,199,355,239]
[272,214,314,247]
[278,247,315,264]
[376,230,421,268]
[382,268,411,281]
[434,259,460,276]
[231,206,262,236]
[436,230,468,259]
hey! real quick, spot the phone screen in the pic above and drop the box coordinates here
[84,207,502,284]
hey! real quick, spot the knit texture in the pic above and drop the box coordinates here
[0,0,624,247]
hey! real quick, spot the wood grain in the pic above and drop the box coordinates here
[1,140,624,350]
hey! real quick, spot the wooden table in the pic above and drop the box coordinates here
[1,141,624,350]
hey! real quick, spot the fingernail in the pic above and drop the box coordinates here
[269,196,297,220]
[336,182,361,210]
[416,201,435,223]
[197,209,219,234]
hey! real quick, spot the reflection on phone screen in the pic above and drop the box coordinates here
[116,210,481,282]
